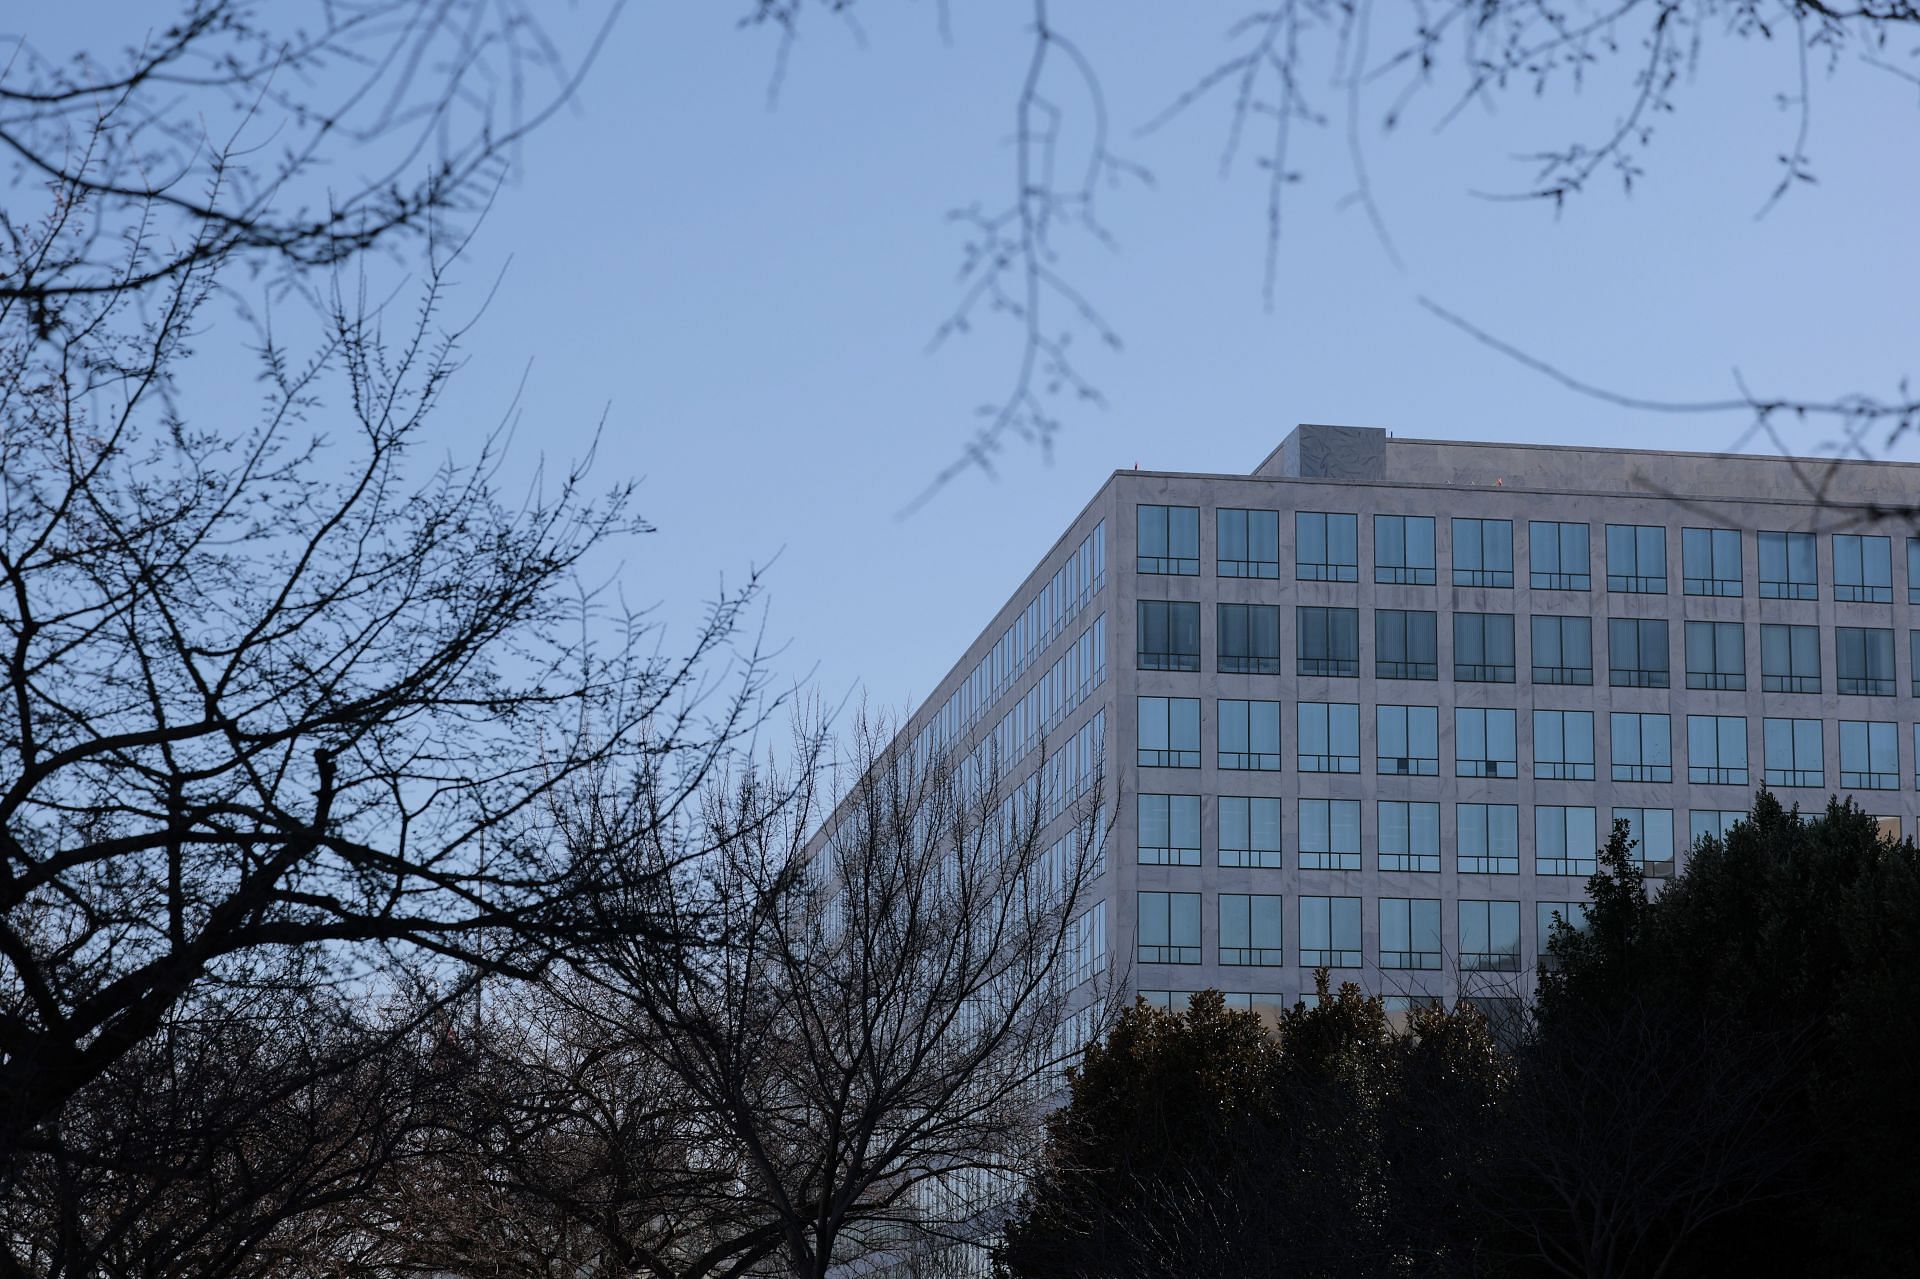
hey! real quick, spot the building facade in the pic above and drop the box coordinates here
[889,425,1920,1028]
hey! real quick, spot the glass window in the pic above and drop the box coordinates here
[1760,623,1821,693]
[1536,806,1599,877]
[1608,617,1670,688]
[1454,612,1517,683]
[1531,614,1593,685]
[1758,530,1817,600]
[1914,723,1919,788]
[1138,891,1201,964]
[1379,800,1440,873]
[1137,696,1200,768]
[1218,699,1281,771]
[1218,603,1283,674]
[1839,720,1900,791]
[1219,894,1285,966]
[1453,517,1515,588]
[1456,707,1518,779]
[1218,991,1289,1030]
[1690,810,1745,847]
[1613,807,1676,877]
[1458,803,1519,875]
[1683,620,1746,691]
[1836,626,1896,697]
[1537,901,1590,968]
[1137,794,1202,866]
[1137,600,1200,671]
[1833,534,1893,603]
[1216,508,1279,578]
[1295,606,1359,677]
[1374,514,1436,585]
[1606,523,1667,593]
[1529,520,1590,591]
[1533,709,1596,780]
[1380,898,1442,970]
[1376,704,1439,777]
[1376,609,1439,680]
[1909,538,1920,603]
[1299,896,1362,968]
[1762,718,1824,789]
[1459,900,1521,971]
[1298,702,1361,773]
[1682,527,1742,596]
[1219,796,1283,868]
[1913,632,1920,698]
[1296,512,1358,582]
[1298,798,1362,870]
[1686,714,1749,786]
[1610,712,1672,782]
[1137,504,1199,575]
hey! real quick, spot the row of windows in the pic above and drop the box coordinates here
[1137,890,1590,972]
[1143,697,1920,792]
[1139,601,1920,695]
[915,523,1105,764]
[1132,795,1864,877]
[1139,506,1919,602]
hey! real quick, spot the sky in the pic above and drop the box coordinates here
[28,3,1920,729]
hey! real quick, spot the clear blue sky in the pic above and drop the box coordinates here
[36,4,1920,724]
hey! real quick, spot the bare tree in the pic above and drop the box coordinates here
[571,714,1115,1279]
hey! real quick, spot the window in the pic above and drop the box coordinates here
[1686,714,1749,785]
[1374,514,1436,585]
[1606,523,1667,593]
[1760,623,1821,693]
[1758,530,1817,600]
[1456,707,1518,779]
[1690,810,1744,846]
[1909,538,1920,603]
[1137,601,1200,671]
[1296,511,1358,582]
[1376,704,1439,776]
[1459,900,1521,971]
[1380,898,1442,970]
[1840,720,1900,791]
[1533,709,1596,780]
[1914,632,1920,697]
[1458,803,1519,875]
[1379,801,1440,872]
[1763,718,1824,788]
[1536,806,1599,877]
[1299,896,1362,968]
[1219,992,1289,1030]
[1531,615,1594,685]
[1682,527,1743,596]
[1537,901,1590,966]
[1682,620,1746,692]
[1298,702,1360,773]
[1216,508,1279,578]
[1874,816,1903,842]
[1218,603,1283,674]
[1530,520,1590,590]
[1833,534,1893,603]
[1453,518,1514,587]
[1296,606,1359,677]
[1218,699,1281,770]
[1138,892,1201,964]
[1137,696,1200,768]
[1136,793,1200,867]
[1376,609,1438,679]
[1613,807,1676,877]
[1455,612,1517,682]
[1219,797,1283,868]
[1610,712,1672,783]
[1836,626,1896,696]
[1298,798,1361,871]
[1065,905,1107,987]
[1137,504,1199,574]
[1608,617,1670,688]
[1219,894,1285,966]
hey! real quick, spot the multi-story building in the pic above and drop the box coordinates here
[888,425,1920,1030]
